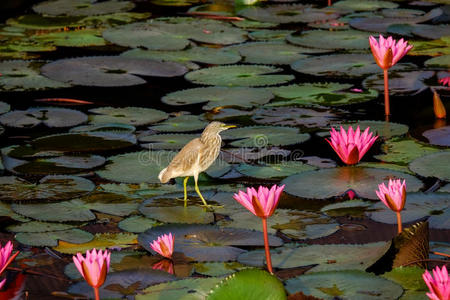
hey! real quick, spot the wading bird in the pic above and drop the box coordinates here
[158,122,235,207]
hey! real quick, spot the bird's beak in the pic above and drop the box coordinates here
[223,125,236,129]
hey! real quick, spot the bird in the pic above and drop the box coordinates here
[158,121,235,207]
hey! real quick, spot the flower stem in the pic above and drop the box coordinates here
[383,69,390,117]
[94,287,100,300]
[396,212,402,234]
[328,0,331,6]
[261,218,273,274]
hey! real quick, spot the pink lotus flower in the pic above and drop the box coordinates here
[233,185,285,219]
[73,249,110,300]
[326,126,378,165]
[422,265,449,300]
[150,233,174,259]
[369,35,413,70]
[439,77,450,87]
[376,179,406,233]
[0,241,20,290]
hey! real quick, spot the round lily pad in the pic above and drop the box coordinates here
[118,216,158,233]
[121,47,241,66]
[285,270,403,300]
[32,29,107,47]
[334,120,409,139]
[291,54,417,78]
[238,241,391,271]
[424,55,450,69]
[0,107,87,128]
[41,56,188,87]
[89,107,168,126]
[222,126,310,147]
[149,115,207,132]
[161,87,274,110]
[0,102,10,115]
[321,200,372,217]
[248,29,295,41]
[287,30,372,50]
[0,60,70,91]
[185,65,294,87]
[423,126,450,147]
[412,24,450,40]
[332,0,398,11]
[409,38,450,56]
[226,42,317,65]
[53,232,137,254]
[33,0,135,16]
[236,162,316,179]
[269,82,378,106]
[15,229,94,247]
[251,107,339,128]
[7,221,74,233]
[0,175,94,202]
[363,71,434,95]
[139,133,199,150]
[208,269,287,300]
[0,202,29,222]
[70,123,136,133]
[138,224,283,262]
[282,167,422,200]
[194,262,248,277]
[103,18,247,51]
[238,4,339,24]
[409,152,450,181]
[428,206,450,230]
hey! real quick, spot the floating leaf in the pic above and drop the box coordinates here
[222,126,310,147]
[0,102,10,115]
[41,56,188,87]
[0,60,70,91]
[363,71,434,95]
[33,0,135,16]
[0,202,29,222]
[238,242,391,271]
[138,224,283,262]
[0,175,94,202]
[321,200,372,217]
[412,24,450,40]
[139,133,199,150]
[287,30,372,50]
[149,115,207,133]
[251,107,339,128]
[89,107,168,126]
[33,28,107,47]
[118,216,159,233]
[285,270,403,300]
[332,0,398,11]
[291,54,416,78]
[208,269,287,300]
[15,229,93,247]
[381,8,425,18]
[269,82,378,106]
[70,123,136,133]
[382,267,428,291]
[53,232,137,254]
[162,86,274,110]
[7,221,74,233]
[409,38,450,56]
[282,167,422,200]
[248,29,295,41]
[0,107,87,128]
[423,126,450,147]
[236,162,316,179]
[194,262,248,277]
[424,55,450,69]
[185,65,294,87]
[326,120,409,139]
[409,152,450,180]
[428,207,450,229]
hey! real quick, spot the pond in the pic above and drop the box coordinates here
[0,0,449,299]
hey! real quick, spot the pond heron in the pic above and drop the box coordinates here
[158,122,235,207]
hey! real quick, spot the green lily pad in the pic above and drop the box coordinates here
[412,24,450,40]
[15,229,93,247]
[409,38,450,56]
[367,192,449,224]
[162,87,274,110]
[236,162,316,179]
[282,167,422,200]
[103,18,247,50]
[375,137,445,164]
[0,60,70,91]
[238,4,339,24]
[226,42,317,65]
[0,202,29,222]
[326,120,409,139]
[41,56,188,87]
[138,224,283,262]
[7,221,75,233]
[149,115,207,133]
[208,269,287,300]
[139,133,199,150]
[287,30,372,50]
[185,65,294,87]
[219,209,339,240]
[194,262,248,277]
[231,20,278,29]
[363,71,434,95]
[409,152,450,180]
[332,0,398,11]
[358,162,412,174]
[33,28,107,47]
[121,47,241,66]
[0,107,87,128]
[33,0,135,16]
[118,216,159,233]
[428,207,450,229]
[424,55,450,68]
[382,267,428,291]
[291,54,416,78]
[89,107,168,126]
[248,29,295,41]
[0,102,10,115]
[238,241,391,271]
[136,277,221,300]
[70,123,136,133]
[321,200,372,217]
[285,270,403,300]
[0,175,94,202]
[381,8,425,18]
[222,126,310,147]
[251,107,339,128]
[54,232,137,254]
[269,82,378,106]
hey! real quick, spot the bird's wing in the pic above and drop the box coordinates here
[165,138,203,176]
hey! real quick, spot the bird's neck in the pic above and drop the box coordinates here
[201,132,221,147]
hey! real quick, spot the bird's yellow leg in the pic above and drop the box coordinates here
[183,176,189,207]
[194,177,210,208]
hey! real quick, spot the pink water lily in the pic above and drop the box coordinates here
[369,35,413,117]
[73,249,110,300]
[150,233,174,259]
[326,126,378,165]
[376,179,406,233]
[0,241,20,290]
[439,76,450,87]
[422,265,449,300]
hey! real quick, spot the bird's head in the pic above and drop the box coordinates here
[203,122,236,135]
